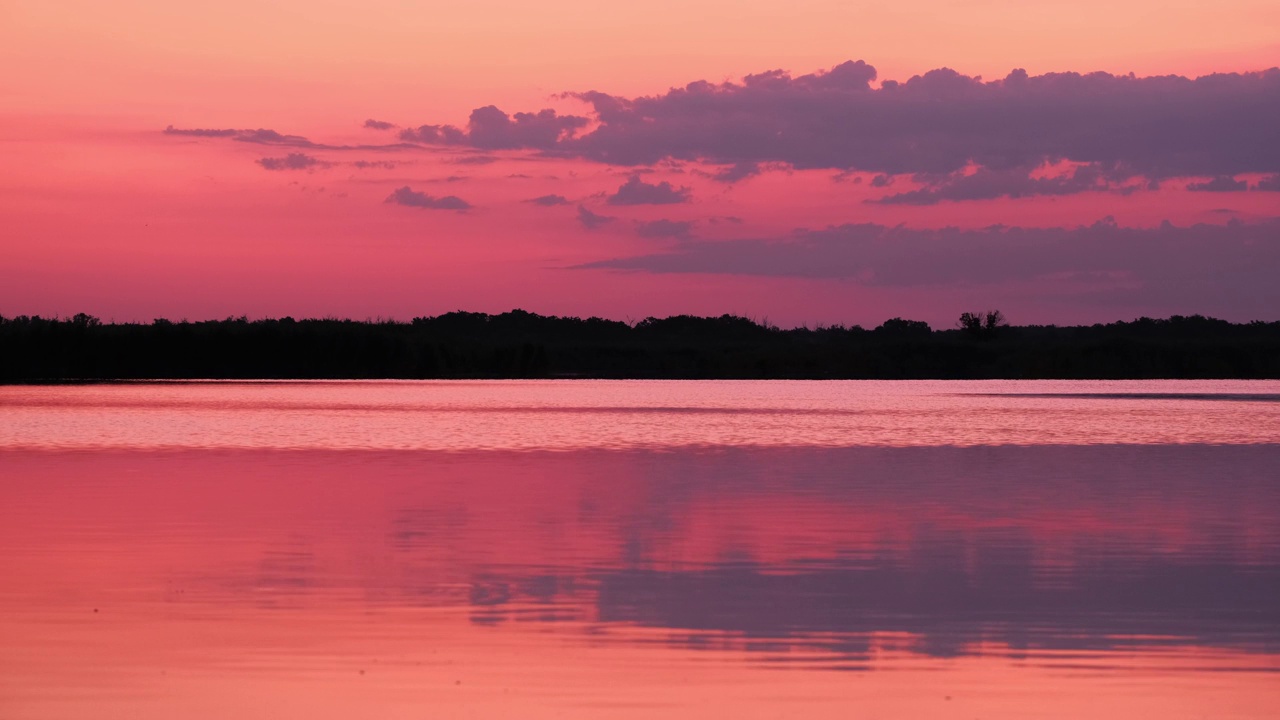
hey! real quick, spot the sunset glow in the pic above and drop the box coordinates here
[3,0,1278,326]
[3,5,1279,719]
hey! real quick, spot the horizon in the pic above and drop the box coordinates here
[7,307,1277,332]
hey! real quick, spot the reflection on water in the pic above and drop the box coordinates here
[973,392,1280,402]
[4,379,1280,449]
[1,382,1279,718]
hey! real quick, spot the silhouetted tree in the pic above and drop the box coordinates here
[958,310,1007,339]
[984,310,1007,333]
[71,313,101,328]
[1,310,1278,381]
[874,318,932,338]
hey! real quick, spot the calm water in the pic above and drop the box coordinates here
[1,380,1278,719]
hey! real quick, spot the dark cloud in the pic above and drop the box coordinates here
[570,62,1280,178]
[635,219,694,239]
[1187,175,1248,192]
[170,61,1280,207]
[527,194,570,206]
[396,61,1280,190]
[1254,174,1280,191]
[235,129,314,147]
[396,124,465,145]
[257,153,325,171]
[451,155,500,165]
[363,119,396,130]
[577,218,1280,313]
[710,162,760,183]
[385,186,471,210]
[606,175,692,205]
[577,205,615,229]
[400,106,589,150]
[875,164,1130,205]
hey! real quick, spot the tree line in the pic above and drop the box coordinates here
[2,310,1279,381]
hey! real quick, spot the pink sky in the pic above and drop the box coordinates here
[2,0,1278,327]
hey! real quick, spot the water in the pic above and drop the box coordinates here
[1,381,1278,719]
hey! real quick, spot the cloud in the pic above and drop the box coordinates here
[527,194,570,206]
[168,61,1280,208]
[163,125,417,152]
[162,125,239,137]
[710,162,761,183]
[577,205,615,229]
[1254,174,1280,191]
[574,63,1280,179]
[237,128,317,147]
[577,217,1280,312]
[606,175,692,205]
[385,186,471,210]
[363,119,396,130]
[635,219,694,239]
[396,61,1280,188]
[875,164,1130,205]
[400,106,589,150]
[1187,175,1248,192]
[351,160,397,169]
[257,153,325,171]
[450,155,500,165]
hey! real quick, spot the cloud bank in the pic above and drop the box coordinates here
[578,218,1280,311]
[167,62,1280,203]
[389,61,1279,198]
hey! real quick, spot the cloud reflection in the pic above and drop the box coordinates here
[5,443,1279,671]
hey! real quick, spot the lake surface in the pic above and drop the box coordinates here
[2,380,1278,719]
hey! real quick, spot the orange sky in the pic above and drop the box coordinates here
[5,0,1279,123]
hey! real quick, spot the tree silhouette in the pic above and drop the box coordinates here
[1,310,1277,381]
[958,310,1007,339]
[875,317,932,338]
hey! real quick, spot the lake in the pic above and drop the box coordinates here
[2,380,1278,719]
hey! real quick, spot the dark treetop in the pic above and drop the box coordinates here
[3,311,1279,381]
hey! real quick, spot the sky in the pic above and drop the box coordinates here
[2,0,1278,328]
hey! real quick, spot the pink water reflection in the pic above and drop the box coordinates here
[2,436,1279,718]
[2,380,1279,449]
